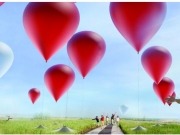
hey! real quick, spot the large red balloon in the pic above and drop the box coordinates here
[0,2,4,6]
[28,88,40,104]
[141,46,172,84]
[67,31,106,78]
[110,2,166,53]
[153,77,174,104]
[23,2,80,62]
[167,91,176,106]
[44,64,75,102]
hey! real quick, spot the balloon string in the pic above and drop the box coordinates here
[42,87,45,120]
[81,77,85,119]
[65,90,69,119]
[137,53,140,125]
[65,57,71,120]
[41,87,44,121]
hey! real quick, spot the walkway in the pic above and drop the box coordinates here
[86,124,124,134]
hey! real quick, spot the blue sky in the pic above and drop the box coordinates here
[0,2,180,119]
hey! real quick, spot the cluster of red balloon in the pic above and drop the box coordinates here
[24,3,106,103]
[110,2,174,105]
[24,2,79,103]
[141,46,175,105]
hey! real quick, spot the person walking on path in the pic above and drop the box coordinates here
[92,116,100,126]
[106,115,109,125]
[116,115,120,126]
[100,115,105,128]
[111,113,116,125]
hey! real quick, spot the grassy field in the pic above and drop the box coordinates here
[119,119,180,134]
[2,118,180,134]
[0,118,97,134]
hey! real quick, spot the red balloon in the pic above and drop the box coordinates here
[23,2,80,62]
[44,64,75,102]
[110,2,166,53]
[153,77,174,104]
[0,2,4,6]
[67,31,106,78]
[28,88,40,104]
[167,91,176,106]
[141,46,172,84]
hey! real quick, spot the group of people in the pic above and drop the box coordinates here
[91,96,179,128]
[92,113,120,127]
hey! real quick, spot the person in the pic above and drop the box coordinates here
[166,96,180,104]
[92,116,99,126]
[100,115,105,128]
[106,115,109,125]
[115,115,120,126]
[111,113,115,124]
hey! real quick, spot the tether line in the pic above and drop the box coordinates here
[137,53,140,124]
[65,90,69,119]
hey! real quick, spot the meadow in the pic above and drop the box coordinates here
[119,119,180,134]
[0,118,97,134]
[1,117,180,134]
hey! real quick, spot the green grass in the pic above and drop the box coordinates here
[119,119,180,134]
[2,118,180,134]
[0,118,97,134]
